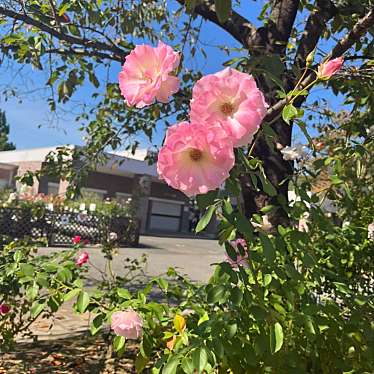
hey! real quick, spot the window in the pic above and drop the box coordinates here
[81,187,107,200]
[47,182,60,196]
[116,192,132,205]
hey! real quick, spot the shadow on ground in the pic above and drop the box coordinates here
[1,333,140,374]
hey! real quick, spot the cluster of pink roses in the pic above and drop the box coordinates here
[118,42,268,196]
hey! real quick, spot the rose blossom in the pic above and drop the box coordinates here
[190,67,268,147]
[225,238,249,268]
[76,251,89,267]
[111,310,143,339]
[157,121,235,196]
[118,41,180,108]
[72,235,81,245]
[317,57,343,80]
[0,303,11,314]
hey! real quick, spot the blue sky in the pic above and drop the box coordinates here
[1,0,344,150]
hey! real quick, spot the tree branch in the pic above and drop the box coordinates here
[294,0,337,69]
[176,0,257,50]
[269,0,300,54]
[0,6,126,62]
[265,7,374,122]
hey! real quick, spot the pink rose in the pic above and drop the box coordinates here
[157,121,235,196]
[118,41,180,108]
[317,57,343,79]
[111,310,142,339]
[0,303,11,314]
[190,67,268,147]
[76,251,89,267]
[225,238,249,268]
[72,235,81,245]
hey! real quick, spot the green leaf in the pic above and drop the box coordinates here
[162,356,179,374]
[117,288,131,299]
[192,347,208,373]
[282,103,298,124]
[135,352,149,373]
[19,263,34,277]
[259,233,276,262]
[207,285,227,304]
[113,335,125,352]
[90,313,104,335]
[196,190,218,210]
[64,288,81,302]
[76,291,90,313]
[58,3,70,16]
[196,205,215,233]
[30,302,45,318]
[181,357,194,374]
[270,322,284,353]
[214,0,231,23]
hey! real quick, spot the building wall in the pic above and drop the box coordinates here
[13,161,43,195]
[84,171,134,197]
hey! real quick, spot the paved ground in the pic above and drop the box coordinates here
[28,236,224,341]
[39,235,224,283]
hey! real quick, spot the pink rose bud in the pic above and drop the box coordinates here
[76,251,89,267]
[111,310,143,339]
[225,238,249,268]
[119,41,180,108]
[72,235,82,245]
[157,121,235,196]
[317,57,344,80]
[0,303,11,314]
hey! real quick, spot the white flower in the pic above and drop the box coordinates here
[368,222,374,241]
[366,125,374,137]
[7,192,17,203]
[109,232,118,241]
[280,144,308,161]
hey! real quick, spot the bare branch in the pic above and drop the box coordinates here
[294,0,336,69]
[176,0,257,50]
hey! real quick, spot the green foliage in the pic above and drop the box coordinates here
[0,240,84,351]
[0,109,15,151]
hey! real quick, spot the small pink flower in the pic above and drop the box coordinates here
[317,57,343,79]
[157,121,235,196]
[190,67,268,147]
[72,235,81,245]
[225,238,249,268]
[111,310,142,339]
[0,303,11,314]
[76,251,89,267]
[83,239,90,245]
[118,41,180,108]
